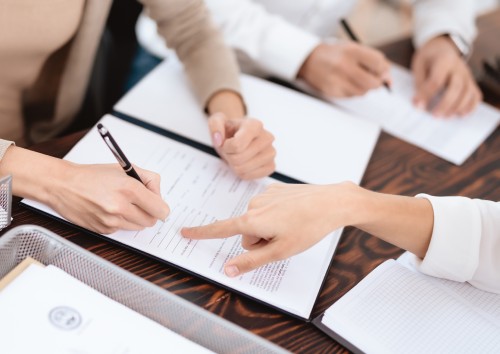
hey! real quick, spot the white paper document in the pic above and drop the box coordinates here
[320,259,500,354]
[331,65,500,165]
[0,263,213,354]
[22,115,341,319]
[114,57,380,185]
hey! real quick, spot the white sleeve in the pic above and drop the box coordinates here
[412,0,477,48]
[205,0,321,81]
[414,194,500,293]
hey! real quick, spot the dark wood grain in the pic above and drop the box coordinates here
[2,10,500,354]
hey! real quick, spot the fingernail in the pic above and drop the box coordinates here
[225,265,240,278]
[213,132,222,147]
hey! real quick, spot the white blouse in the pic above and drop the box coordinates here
[137,0,477,81]
[414,194,500,294]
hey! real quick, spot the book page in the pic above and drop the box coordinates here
[114,56,380,185]
[331,65,500,165]
[0,263,213,354]
[22,115,340,319]
[397,251,500,321]
[321,260,500,354]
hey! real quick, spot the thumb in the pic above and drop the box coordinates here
[224,242,282,277]
[207,112,227,148]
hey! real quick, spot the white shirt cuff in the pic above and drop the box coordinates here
[413,194,482,282]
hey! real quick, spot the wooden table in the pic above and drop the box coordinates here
[2,9,499,354]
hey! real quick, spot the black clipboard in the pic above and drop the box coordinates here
[21,111,341,321]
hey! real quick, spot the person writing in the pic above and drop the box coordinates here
[182,182,500,294]
[0,0,275,234]
[138,0,481,117]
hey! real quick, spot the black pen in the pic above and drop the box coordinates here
[97,123,143,183]
[340,18,391,92]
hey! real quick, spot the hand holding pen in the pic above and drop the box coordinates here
[297,19,392,98]
[83,123,170,233]
[340,19,391,92]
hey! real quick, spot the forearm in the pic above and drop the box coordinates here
[206,0,320,81]
[0,146,69,203]
[142,0,242,107]
[338,185,434,258]
[206,90,246,119]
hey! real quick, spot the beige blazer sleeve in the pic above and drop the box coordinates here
[140,0,242,108]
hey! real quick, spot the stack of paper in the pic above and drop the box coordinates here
[0,259,213,353]
[331,65,500,165]
[115,57,380,185]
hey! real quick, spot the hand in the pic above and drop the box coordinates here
[298,41,391,98]
[49,163,170,234]
[208,112,276,180]
[181,182,357,277]
[412,36,482,117]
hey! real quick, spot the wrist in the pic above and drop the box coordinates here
[0,146,73,205]
[424,35,463,59]
[325,181,367,229]
[297,44,321,81]
[206,90,246,120]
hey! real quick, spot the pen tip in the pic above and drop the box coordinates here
[97,123,107,135]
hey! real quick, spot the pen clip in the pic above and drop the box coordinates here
[104,136,128,169]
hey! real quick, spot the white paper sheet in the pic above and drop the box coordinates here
[114,57,380,185]
[331,65,500,165]
[321,259,500,354]
[0,263,213,354]
[22,115,341,319]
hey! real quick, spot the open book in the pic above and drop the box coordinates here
[313,255,500,353]
[22,114,343,320]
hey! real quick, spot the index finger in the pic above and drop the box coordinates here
[129,181,170,220]
[181,217,245,240]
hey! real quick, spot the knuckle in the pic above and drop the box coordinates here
[428,77,442,92]
[104,202,123,216]
[248,197,259,210]
[267,246,284,261]
[232,163,246,176]
[99,226,117,235]
[146,217,157,227]
[242,253,261,270]
[252,119,263,130]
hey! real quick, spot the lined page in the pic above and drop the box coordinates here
[22,114,340,319]
[322,260,500,354]
[397,251,500,321]
[331,65,500,165]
